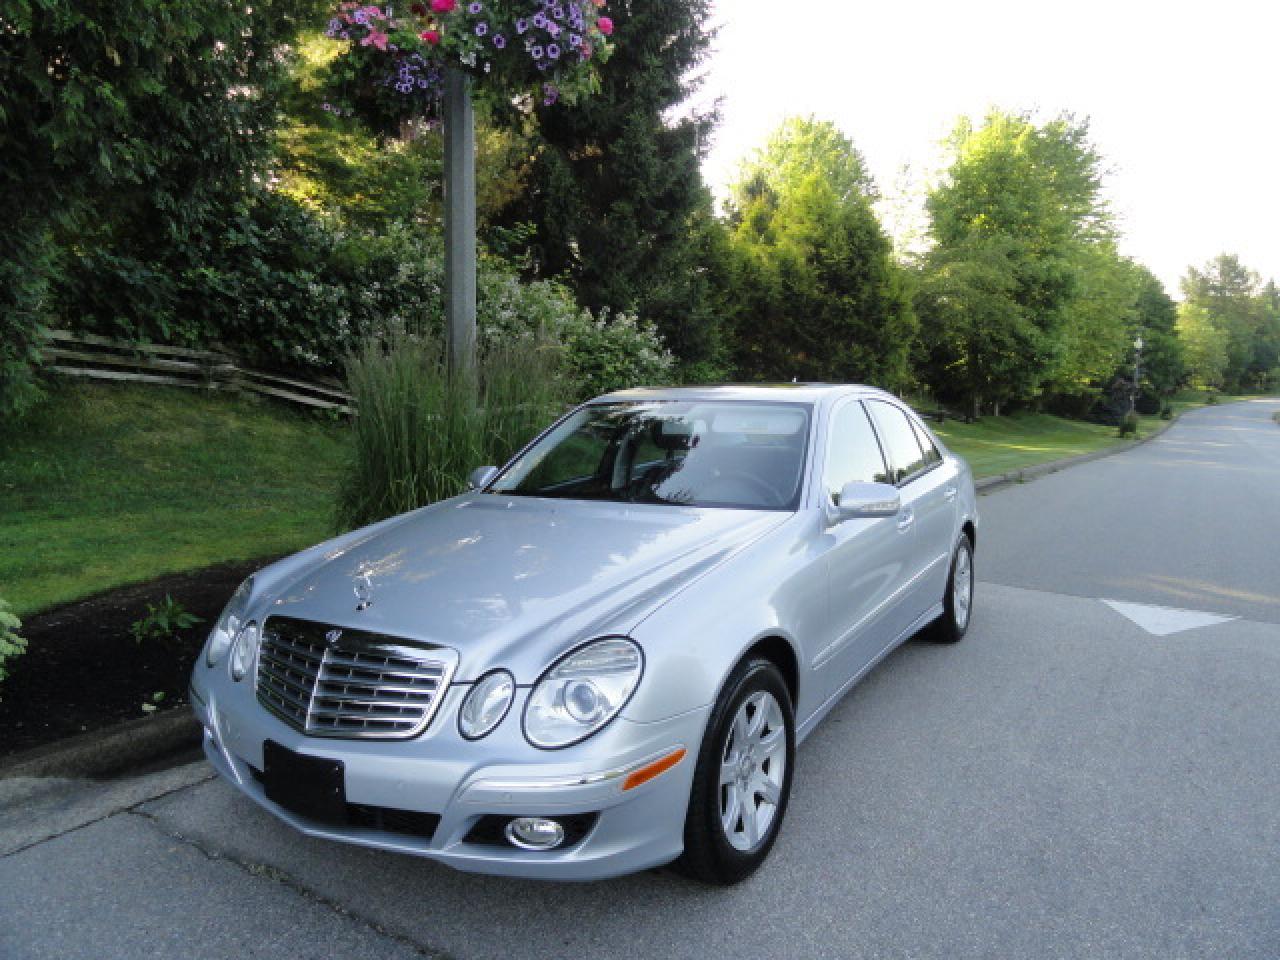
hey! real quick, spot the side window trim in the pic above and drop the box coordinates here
[866,399,939,488]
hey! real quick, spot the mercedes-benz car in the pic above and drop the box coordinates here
[191,384,978,884]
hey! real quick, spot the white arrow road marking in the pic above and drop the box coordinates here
[1101,599,1238,637]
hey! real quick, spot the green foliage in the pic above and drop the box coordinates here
[497,0,723,373]
[0,226,54,417]
[916,235,1052,418]
[1181,256,1280,392]
[728,119,916,388]
[920,111,1112,414]
[1118,412,1139,437]
[0,598,25,699]
[555,309,674,400]
[1,0,310,400]
[336,328,571,528]
[130,596,203,645]
[1177,302,1230,389]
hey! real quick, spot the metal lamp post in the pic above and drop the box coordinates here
[1130,335,1144,416]
[443,69,477,375]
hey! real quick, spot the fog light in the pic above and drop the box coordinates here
[504,817,565,851]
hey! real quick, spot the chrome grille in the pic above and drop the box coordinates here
[256,617,456,739]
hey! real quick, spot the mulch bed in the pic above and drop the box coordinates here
[1,560,269,757]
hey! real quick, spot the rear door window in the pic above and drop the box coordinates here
[867,401,929,484]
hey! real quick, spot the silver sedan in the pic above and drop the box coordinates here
[190,384,978,884]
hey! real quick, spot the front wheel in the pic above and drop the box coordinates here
[930,533,974,643]
[675,657,795,885]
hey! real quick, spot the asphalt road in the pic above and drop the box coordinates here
[3,398,1279,960]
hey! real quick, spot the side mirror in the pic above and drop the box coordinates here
[831,481,900,523]
[468,466,499,491]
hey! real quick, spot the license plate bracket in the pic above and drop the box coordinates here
[262,740,346,825]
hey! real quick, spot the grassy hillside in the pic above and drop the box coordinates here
[0,383,349,617]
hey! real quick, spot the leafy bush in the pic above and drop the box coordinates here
[0,598,26,700]
[130,595,203,645]
[1160,403,1174,420]
[0,227,54,418]
[337,328,571,528]
[1118,412,1139,437]
[552,309,674,400]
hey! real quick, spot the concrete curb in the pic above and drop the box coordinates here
[974,412,1181,494]
[0,708,200,782]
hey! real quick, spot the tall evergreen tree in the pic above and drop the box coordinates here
[497,0,721,373]
[726,119,916,389]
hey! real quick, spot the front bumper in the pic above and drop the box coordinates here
[190,672,709,880]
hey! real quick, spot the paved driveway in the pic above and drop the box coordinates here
[4,399,1279,959]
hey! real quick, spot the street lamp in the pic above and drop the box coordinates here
[1130,335,1144,416]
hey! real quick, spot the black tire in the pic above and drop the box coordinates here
[929,533,974,643]
[675,657,795,885]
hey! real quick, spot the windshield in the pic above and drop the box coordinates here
[488,401,812,510]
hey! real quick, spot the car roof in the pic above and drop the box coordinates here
[591,383,897,407]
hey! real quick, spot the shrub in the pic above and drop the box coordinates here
[1160,403,1174,420]
[130,595,203,645]
[0,598,26,700]
[1118,412,1139,437]
[336,328,571,528]
[555,309,675,400]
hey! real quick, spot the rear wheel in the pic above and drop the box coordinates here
[930,533,974,643]
[676,657,795,885]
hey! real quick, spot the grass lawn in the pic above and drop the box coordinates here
[0,382,350,617]
[932,412,1141,478]
[934,391,1259,479]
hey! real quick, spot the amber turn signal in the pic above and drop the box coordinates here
[621,747,687,792]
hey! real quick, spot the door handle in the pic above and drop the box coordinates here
[897,507,914,531]
[943,486,957,502]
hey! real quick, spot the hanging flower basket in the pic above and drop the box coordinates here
[321,0,615,133]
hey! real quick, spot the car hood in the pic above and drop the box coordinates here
[260,494,787,682]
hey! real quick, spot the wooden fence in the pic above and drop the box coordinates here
[43,330,353,415]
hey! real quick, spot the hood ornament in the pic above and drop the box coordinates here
[354,572,374,611]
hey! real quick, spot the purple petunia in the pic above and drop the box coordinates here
[468,1,482,12]
[515,17,528,32]
[532,12,546,27]
[474,21,487,34]
[546,43,560,58]
[493,33,506,48]
[569,32,581,46]
[530,44,544,58]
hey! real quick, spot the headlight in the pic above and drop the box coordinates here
[458,670,515,740]
[229,621,261,682]
[523,638,643,749]
[205,577,254,667]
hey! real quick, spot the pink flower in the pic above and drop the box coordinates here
[420,29,441,44]
[430,0,456,11]
[361,27,389,49]
[596,15,612,34]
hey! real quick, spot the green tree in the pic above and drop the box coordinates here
[1,0,311,360]
[727,119,916,388]
[921,110,1112,413]
[1176,302,1229,390]
[1129,265,1185,398]
[1180,254,1268,390]
[915,235,1047,418]
[496,0,721,374]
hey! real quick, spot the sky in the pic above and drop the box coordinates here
[695,0,1279,294]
